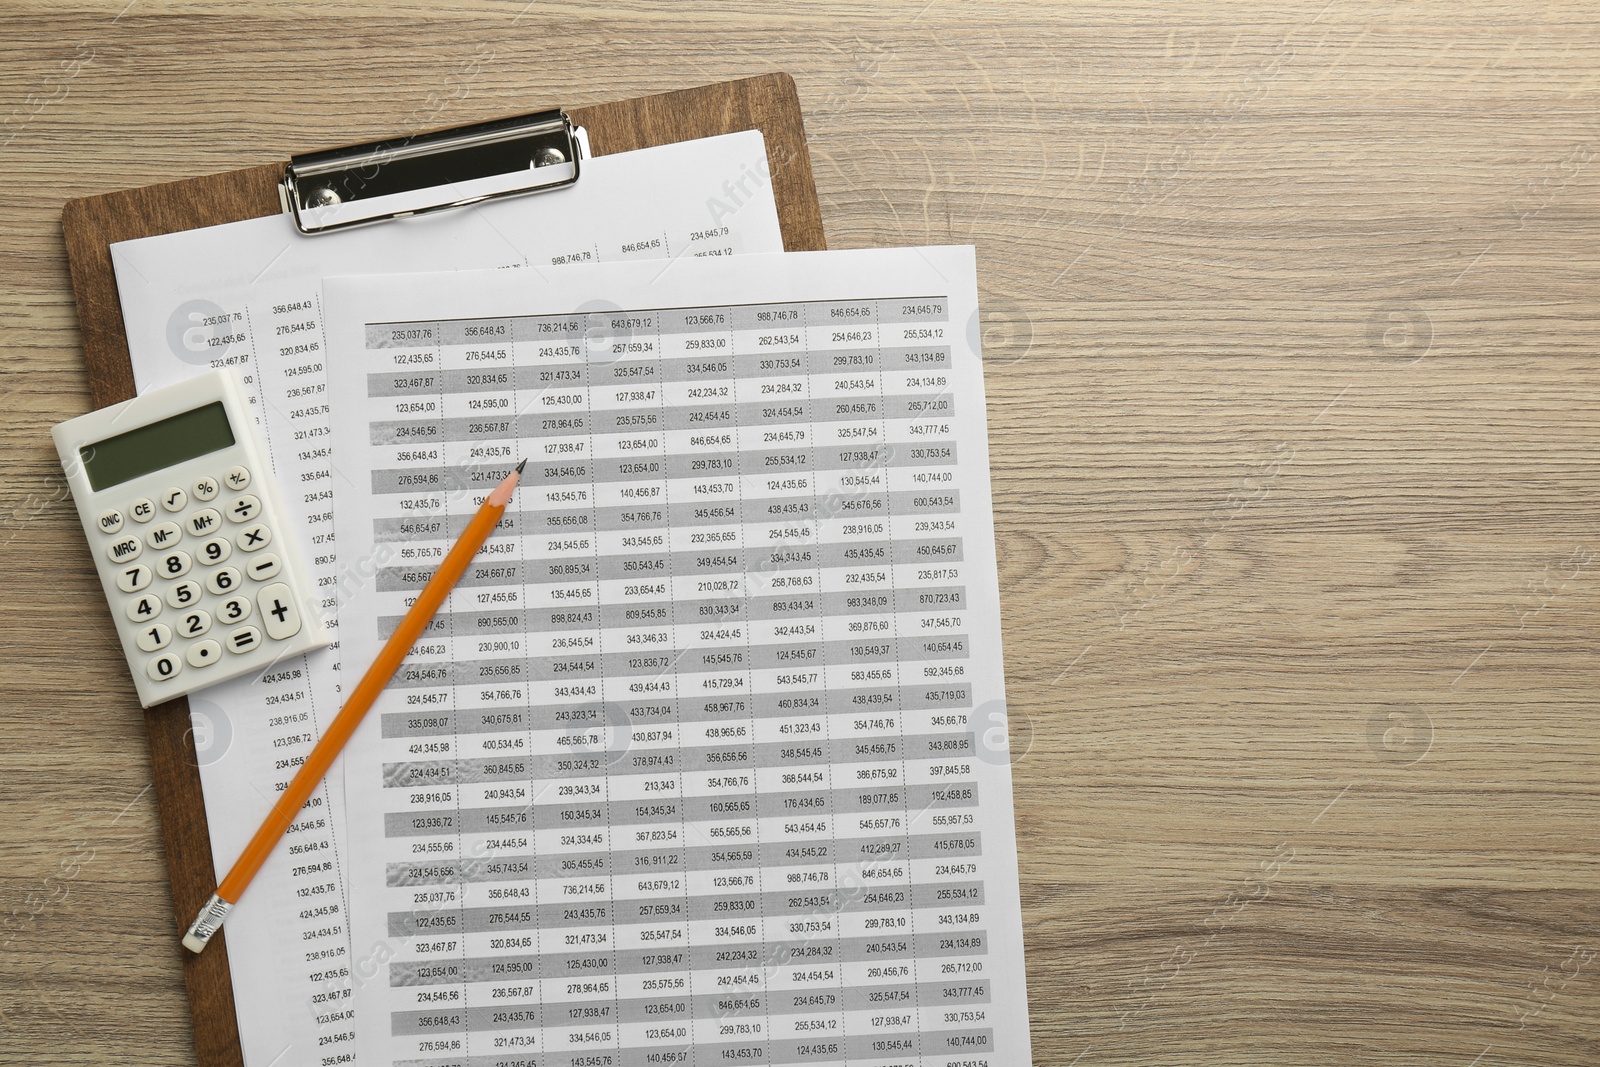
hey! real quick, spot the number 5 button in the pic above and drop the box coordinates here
[257,583,302,640]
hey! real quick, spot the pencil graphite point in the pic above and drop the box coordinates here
[515,458,527,475]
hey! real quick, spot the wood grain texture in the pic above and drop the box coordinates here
[2,3,1598,1065]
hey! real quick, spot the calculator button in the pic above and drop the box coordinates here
[106,535,142,563]
[193,476,220,502]
[165,580,203,609]
[238,523,272,552]
[177,610,212,639]
[95,508,124,535]
[206,567,242,595]
[227,495,262,523]
[147,521,183,549]
[161,487,188,512]
[224,465,251,491]
[129,498,156,523]
[147,653,182,681]
[186,640,222,669]
[158,550,193,579]
[258,584,302,640]
[218,595,252,625]
[135,623,172,652]
[226,626,261,654]
[187,509,223,536]
[245,553,282,582]
[198,537,232,566]
[127,593,162,622]
[115,564,152,593]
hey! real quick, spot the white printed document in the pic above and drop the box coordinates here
[109,131,784,1067]
[323,246,1031,1067]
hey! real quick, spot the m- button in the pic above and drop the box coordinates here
[187,508,223,536]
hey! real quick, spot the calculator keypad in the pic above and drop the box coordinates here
[94,465,297,680]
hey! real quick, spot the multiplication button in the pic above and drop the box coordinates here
[238,523,272,551]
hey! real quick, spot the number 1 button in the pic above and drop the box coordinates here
[256,583,302,640]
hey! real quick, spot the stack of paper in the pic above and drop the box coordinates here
[114,130,1030,1067]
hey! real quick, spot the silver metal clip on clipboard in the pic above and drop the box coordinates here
[278,109,589,235]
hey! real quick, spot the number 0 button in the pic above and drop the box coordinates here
[206,567,242,595]
[146,653,182,681]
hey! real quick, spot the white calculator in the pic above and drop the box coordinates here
[53,368,329,707]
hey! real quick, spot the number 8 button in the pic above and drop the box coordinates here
[206,566,242,595]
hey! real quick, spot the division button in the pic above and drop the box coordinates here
[96,508,124,535]
[225,626,261,654]
[257,583,302,640]
[161,487,187,512]
[106,535,142,563]
[237,523,272,552]
[135,623,172,652]
[245,553,282,582]
[224,465,251,491]
[128,498,156,523]
[146,653,182,681]
[186,640,222,668]
[227,495,262,523]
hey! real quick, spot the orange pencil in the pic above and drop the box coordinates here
[183,460,525,953]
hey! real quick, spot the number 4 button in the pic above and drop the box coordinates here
[256,583,301,640]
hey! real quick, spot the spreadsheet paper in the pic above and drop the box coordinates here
[108,131,784,1067]
[323,245,1031,1067]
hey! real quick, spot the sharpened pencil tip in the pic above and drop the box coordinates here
[515,458,527,475]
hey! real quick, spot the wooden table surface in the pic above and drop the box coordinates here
[2,2,1597,1064]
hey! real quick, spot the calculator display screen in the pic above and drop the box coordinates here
[79,401,236,491]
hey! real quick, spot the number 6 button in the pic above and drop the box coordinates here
[206,566,242,595]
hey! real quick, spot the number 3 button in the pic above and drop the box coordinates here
[206,567,243,595]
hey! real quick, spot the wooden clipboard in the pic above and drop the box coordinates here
[59,72,826,1067]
